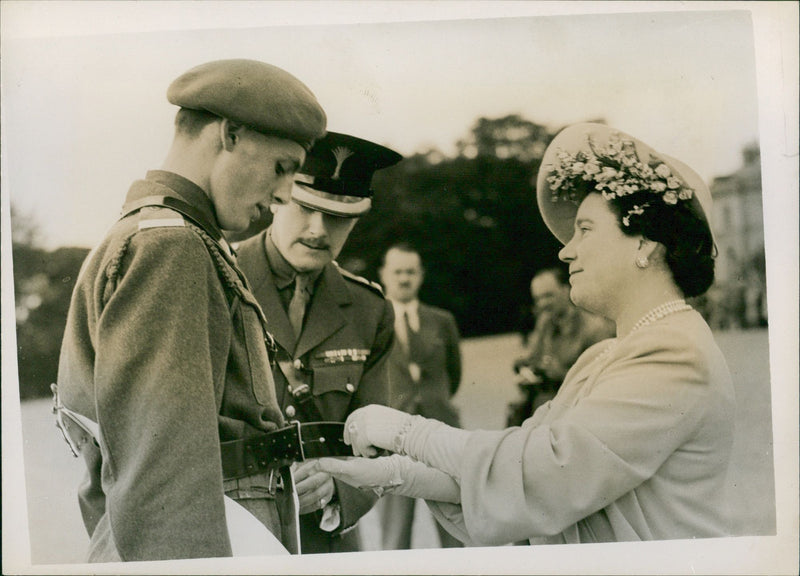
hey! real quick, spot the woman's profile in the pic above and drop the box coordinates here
[318,123,735,546]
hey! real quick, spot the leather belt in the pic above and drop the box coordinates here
[220,421,351,481]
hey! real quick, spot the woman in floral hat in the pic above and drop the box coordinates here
[315,123,736,545]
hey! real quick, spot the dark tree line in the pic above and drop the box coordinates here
[12,232,89,399]
[338,115,564,336]
[12,115,570,398]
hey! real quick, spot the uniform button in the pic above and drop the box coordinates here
[285,405,296,418]
[345,383,355,393]
[293,359,303,370]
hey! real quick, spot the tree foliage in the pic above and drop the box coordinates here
[339,115,563,336]
[11,207,90,399]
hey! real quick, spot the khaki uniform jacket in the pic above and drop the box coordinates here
[428,310,736,545]
[56,172,286,561]
[388,303,462,426]
[236,230,395,553]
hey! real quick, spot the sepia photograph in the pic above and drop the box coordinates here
[2,2,797,574]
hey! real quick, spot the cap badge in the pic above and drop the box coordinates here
[331,146,354,180]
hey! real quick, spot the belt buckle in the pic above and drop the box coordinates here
[292,420,307,462]
[266,468,285,496]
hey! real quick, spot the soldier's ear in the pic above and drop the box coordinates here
[220,118,243,152]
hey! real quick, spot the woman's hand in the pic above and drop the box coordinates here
[315,456,402,494]
[317,454,461,504]
[343,405,416,457]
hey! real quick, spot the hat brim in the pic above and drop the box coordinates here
[291,183,371,217]
[536,123,713,245]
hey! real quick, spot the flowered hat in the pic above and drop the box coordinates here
[536,123,713,245]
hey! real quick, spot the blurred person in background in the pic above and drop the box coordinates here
[377,243,463,549]
[52,59,327,561]
[507,266,614,426]
[317,122,736,546]
[235,132,401,553]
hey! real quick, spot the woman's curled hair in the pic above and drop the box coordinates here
[608,192,715,298]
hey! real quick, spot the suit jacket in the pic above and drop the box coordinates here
[56,172,287,561]
[388,302,462,426]
[426,309,736,545]
[236,230,395,553]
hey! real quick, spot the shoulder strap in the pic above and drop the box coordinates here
[334,262,385,297]
[122,194,225,244]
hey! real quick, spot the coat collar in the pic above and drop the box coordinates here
[237,229,352,357]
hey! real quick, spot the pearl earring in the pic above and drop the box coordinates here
[635,256,649,269]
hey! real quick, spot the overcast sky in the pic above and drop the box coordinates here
[3,4,761,249]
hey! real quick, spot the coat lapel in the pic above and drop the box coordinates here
[413,304,435,363]
[294,264,349,358]
[237,231,296,353]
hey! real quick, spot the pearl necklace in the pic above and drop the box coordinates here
[592,299,693,366]
[627,299,693,335]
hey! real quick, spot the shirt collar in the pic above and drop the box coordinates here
[391,299,419,317]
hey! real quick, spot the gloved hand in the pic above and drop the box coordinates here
[343,404,419,457]
[316,454,461,504]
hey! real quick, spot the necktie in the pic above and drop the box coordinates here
[404,310,423,383]
[288,275,311,339]
[403,311,416,355]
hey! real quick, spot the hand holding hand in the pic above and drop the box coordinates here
[343,405,416,457]
[317,454,461,504]
[292,459,336,514]
[315,455,402,494]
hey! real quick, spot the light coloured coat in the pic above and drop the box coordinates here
[427,310,736,545]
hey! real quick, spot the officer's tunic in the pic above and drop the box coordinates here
[57,171,289,561]
[237,229,395,553]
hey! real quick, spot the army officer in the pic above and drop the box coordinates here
[236,131,402,553]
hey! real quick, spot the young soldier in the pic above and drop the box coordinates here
[54,59,326,561]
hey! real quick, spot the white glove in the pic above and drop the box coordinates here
[317,454,461,504]
[343,404,419,457]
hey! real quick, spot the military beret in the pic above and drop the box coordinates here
[167,59,327,149]
[292,131,403,217]
[536,123,713,244]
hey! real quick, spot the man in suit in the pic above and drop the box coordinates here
[236,132,402,553]
[377,243,464,549]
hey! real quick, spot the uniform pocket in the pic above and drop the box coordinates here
[312,363,364,397]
